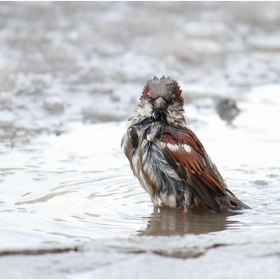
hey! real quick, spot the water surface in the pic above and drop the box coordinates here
[0,84,280,250]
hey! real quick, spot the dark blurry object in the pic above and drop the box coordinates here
[215,98,240,123]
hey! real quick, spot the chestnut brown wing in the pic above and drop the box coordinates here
[160,127,227,213]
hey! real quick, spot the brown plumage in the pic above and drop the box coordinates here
[121,76,250,213]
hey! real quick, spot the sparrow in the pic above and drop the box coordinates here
[121,76,250,213]
[215,97,240,123]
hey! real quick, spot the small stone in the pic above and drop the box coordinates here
[248,36,280,51]
[253,180,269,186]
[0,111,17,128]
[44,96,64,112]
[140,38,223,60]
[81,107,125,122]
[184,22,229,39]
[0,92,14,103]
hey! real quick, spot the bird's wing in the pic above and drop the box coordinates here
[159,124,226,212]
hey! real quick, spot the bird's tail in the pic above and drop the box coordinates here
[225,189,251,210]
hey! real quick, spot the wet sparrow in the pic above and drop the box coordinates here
[121,76,250,213]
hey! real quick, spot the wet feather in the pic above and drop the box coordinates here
[121,76,250,213]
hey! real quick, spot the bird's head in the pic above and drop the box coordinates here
[137,76,185,124]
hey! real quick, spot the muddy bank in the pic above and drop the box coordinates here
[1,233,280,278]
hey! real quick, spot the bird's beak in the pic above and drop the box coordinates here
[153,97,167,122]
[154,97,167,110]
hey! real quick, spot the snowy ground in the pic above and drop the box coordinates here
[1,2,280,145]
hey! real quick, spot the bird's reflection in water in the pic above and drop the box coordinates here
[138,207,241,236]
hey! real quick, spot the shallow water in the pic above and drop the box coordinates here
[0,84,279,250]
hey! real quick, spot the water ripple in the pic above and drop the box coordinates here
[0,85,280,249]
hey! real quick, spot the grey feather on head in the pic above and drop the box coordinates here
[147,76,178,101]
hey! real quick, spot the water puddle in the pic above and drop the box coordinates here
[0,84,280,250]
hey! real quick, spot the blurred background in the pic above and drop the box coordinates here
[1,1,280,261]
[1,1,280,144]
